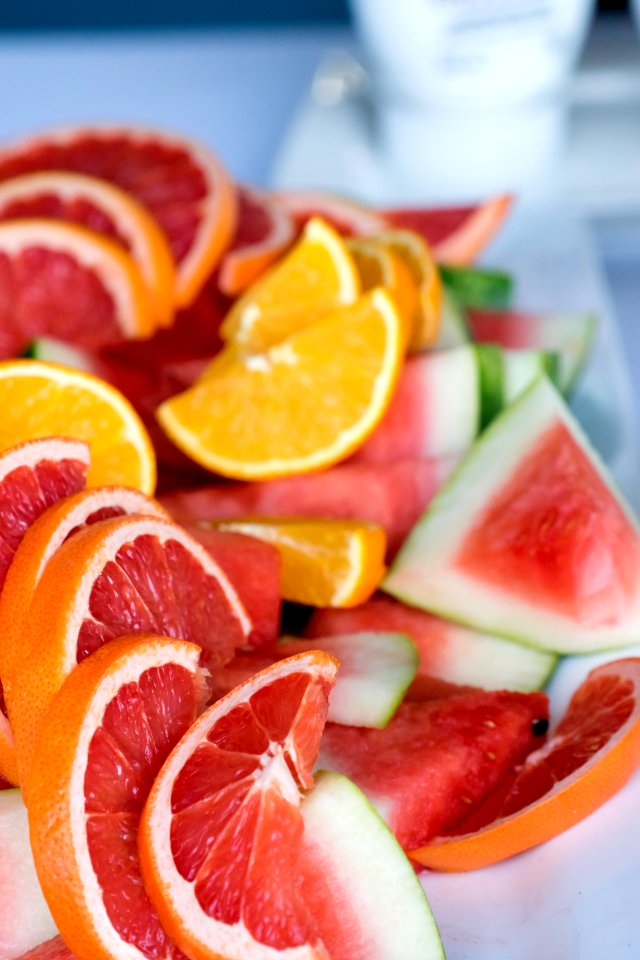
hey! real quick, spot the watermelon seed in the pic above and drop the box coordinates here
[531,717,549,736]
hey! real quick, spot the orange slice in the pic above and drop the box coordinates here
[139,651,337,960]
[413,658,640,872]
[217,185,296,297]
[0,219,155,356]
[9,513,251,785]
[158,288,405,479]
[346,235,418,347]
[27,633,202,960]
[0,360,156,492]
[0,124,238,307]
[213,518,387,607]
[0,437,89,784]
[220,216,360,351]
[376,230,442,352]
[0,171,176,329]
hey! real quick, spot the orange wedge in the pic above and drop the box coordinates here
[158,288,405,479]
[0,171,176,329]
[213,518,387,607]
[346,235,418,347]
[0,360,156,493]
[220,216,360,351]
[376,230,442,352]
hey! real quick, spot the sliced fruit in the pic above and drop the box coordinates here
[160,458,458,558]
[276,189,386,236]
[213,518,386,608]
[467,307,597,394]
[0,485,168,697]
[0,124,237,306]
[139,652,337,960]
[351,346,482,464]
[27,634,202,960]
[159,289,405,480]
[0,790,57,960]
[217,185,295,296]
[0,360,156,492]
[346,235,418,346]
[440,264,513,310]
[0,171,176,328]
[318,689,549,851]
[0,219,155,358]
[433,289,469,349]
[15,939,74,960]
[376,230,442,351]
[0,437,89,784]
[220,216,359,351]
[301,772,444,960]
[414,657,640,871]
[500,347,560,402]
[9,513,251,782]
[384,377,640,653]
[305,595,557,695]
[184,524,282,649]
[384,196,512,265]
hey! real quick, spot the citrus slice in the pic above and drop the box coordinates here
[14,938,74,960]
[0,124,237,307]
[9,513,251,783]
[159,288,405,479]
[0,171,176,329]
[384,195,512,265]
[138,651,337,960]
[376,230,442,351]
[0,360,156,492]
[27,633,202,960]
[413,658,640,871]
[0,485,168,699]
[346,236,418,347]
[218,185,296,297]
[0,219,154,357]
[276,189,386,236]
[0,436,89,785]
[212,518,387,607]
[219,216,360,351]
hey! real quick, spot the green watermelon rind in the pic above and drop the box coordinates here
[302,771,445,960]
[382,376,640,654]
[439,264,514,310]
[476,344,504,429]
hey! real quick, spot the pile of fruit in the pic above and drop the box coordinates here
[0,123,638,960]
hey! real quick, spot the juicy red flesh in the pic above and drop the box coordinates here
[228,187,273,249]
[319,690,549,850]
[0,247,122,357]
[168,670,330,950]
[0,135,208,265]
[0,194,128,247]
[78,534,246,671]
[457,422,640,626]
[84,662,197,960]
[466,308,536,349]
[385,206,476,247]
[15,938,77,960]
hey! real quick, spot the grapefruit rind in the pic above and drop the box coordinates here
[301,772,444,960]
[383,377,640,653]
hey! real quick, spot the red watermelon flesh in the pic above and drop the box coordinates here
[15,939,73,960]
[318,691,549,851]
[160,458,457,559]
[184,524,281,649]
[457,421,640,627]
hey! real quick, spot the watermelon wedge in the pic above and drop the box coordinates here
[317,689,549,851]
[160,458,458,558]
[305,595,556,695]
[384,377,640,653]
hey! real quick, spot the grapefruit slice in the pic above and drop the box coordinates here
[27,634,202,960]
[384,377,640,653]
[15,940,74,960]
[318,689,549,851]
[0,219,154,356]
[0,171,176,329]
[0,437,89,783]
[0,124,237,307]
[9,513,251,783]
[414,657,640,871]
[384,195,512,264]
[138,652,337,960]
[276,189,386,236]
[218,185,295,296]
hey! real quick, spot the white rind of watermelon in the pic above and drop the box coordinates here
[501,348,559,403]
[383,377,640,654]
[0,790,57,960]
[301,772,444,960]
[433,289,469,350]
